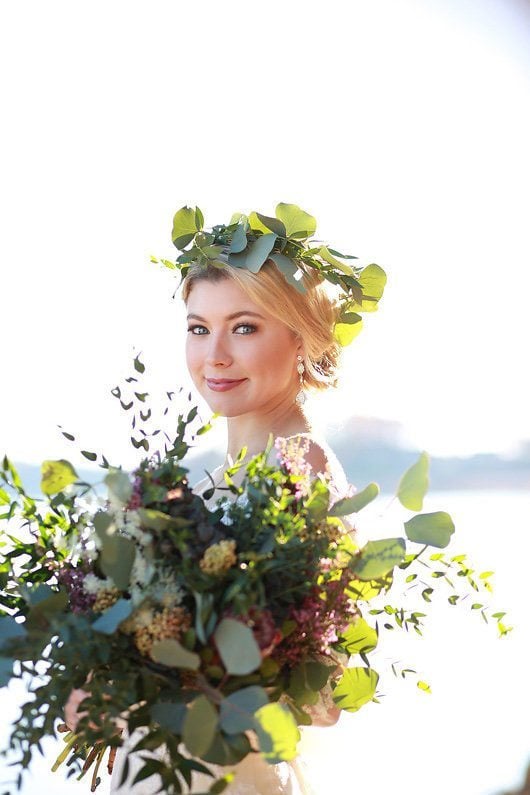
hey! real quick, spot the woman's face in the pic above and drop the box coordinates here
[185,278,302,417]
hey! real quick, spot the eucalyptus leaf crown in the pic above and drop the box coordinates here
[154,202,387,346]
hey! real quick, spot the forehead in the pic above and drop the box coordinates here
[186,278,269,318]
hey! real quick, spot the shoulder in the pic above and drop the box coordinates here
[303,438,331,477]
[273,432,331,477]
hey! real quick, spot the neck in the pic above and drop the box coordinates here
[224,394,312,465]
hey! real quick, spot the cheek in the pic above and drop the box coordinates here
[249,338,295,385]
[185,339,201,378]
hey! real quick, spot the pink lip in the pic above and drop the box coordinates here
[205,378,247,392]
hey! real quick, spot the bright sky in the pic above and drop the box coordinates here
[1,0,529,471]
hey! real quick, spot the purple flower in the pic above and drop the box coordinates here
[57,563,96,614]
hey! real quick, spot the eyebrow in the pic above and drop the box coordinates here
[186,311,266,322]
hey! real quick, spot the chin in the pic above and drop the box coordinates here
[203,392,259,418]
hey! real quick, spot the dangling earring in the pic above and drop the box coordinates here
[295,354,306,406]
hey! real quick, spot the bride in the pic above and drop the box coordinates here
[65,255,355,794]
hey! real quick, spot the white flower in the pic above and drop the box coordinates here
[131,551,155,588]
[83,573,114,595]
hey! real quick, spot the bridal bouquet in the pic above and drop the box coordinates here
[0,357,510,794]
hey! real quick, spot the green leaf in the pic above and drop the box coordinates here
[318,245,355,275]
[150,638,200,670]
[25,587,68,630]
[332,667,379,712]
[352,538,406,581]
[202,732,251,766]
[268,252,306,294]
[338,617,378,655]
[81,450,98,461]
[40,459,78,495]
[249,212,287,237]
[104,468,133,504]
[0,657,14,688]
[254,703,300,763]
[305,478,330,522]
[275,203,316,239]
[229,222,248,254]
[0,617,26,651]
[330,483,379,516]
[219,686,269,734]
[101,538,135,591]
[182,695,218,757]
[151,702,186,733]
[172,205,202,249]
[287,661,334,706]
[228,233,277,273]
[136,508,191,531]
[133,354,145,373]
[93,599,132,634]
[334,314,363,346]
[396,452,430,510]
[209,774,236,794]
[214,618,261,675]
[404,511,455,549]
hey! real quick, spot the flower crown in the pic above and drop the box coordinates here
[154,202,387,346]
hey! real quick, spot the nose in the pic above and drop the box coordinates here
[205,333,233,369]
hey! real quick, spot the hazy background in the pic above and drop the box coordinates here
[1,0,529,793]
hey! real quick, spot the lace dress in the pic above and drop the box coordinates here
[110,435,354,795]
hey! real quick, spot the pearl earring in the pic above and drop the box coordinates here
[295,354,306,406]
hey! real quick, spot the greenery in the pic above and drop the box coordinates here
[0,357,511,794]
[151,202,387,347]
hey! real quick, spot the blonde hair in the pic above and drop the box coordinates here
[181,260,342,391]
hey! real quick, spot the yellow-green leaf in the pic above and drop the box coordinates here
[172,205,202,249]
[330,482,379,516]
[275,203,316,239]
[332,667,379,712]
[334,315,363,346]
[318,245,355,275]
[396,452,430,510]
[404,511,455,549]
[347,264,387,312]
[352,538,406,581]
[339,617,378,655]
[40,459,78,496]
[254,703,300,763]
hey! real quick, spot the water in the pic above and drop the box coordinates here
[1,490,528,795]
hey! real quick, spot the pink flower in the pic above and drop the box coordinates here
[274,436,312,499]
[274,574,358,667]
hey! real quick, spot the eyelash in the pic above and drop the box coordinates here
[187,323,257,336]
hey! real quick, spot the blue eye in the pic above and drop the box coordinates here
[186,323,257,335]
[234,324,256,334]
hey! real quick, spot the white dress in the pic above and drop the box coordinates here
[110,435,354,795]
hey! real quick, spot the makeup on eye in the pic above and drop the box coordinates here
[186,322,258,335]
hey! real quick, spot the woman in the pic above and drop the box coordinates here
[66,257,355,794]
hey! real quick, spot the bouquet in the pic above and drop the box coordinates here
[0,356,511,794]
